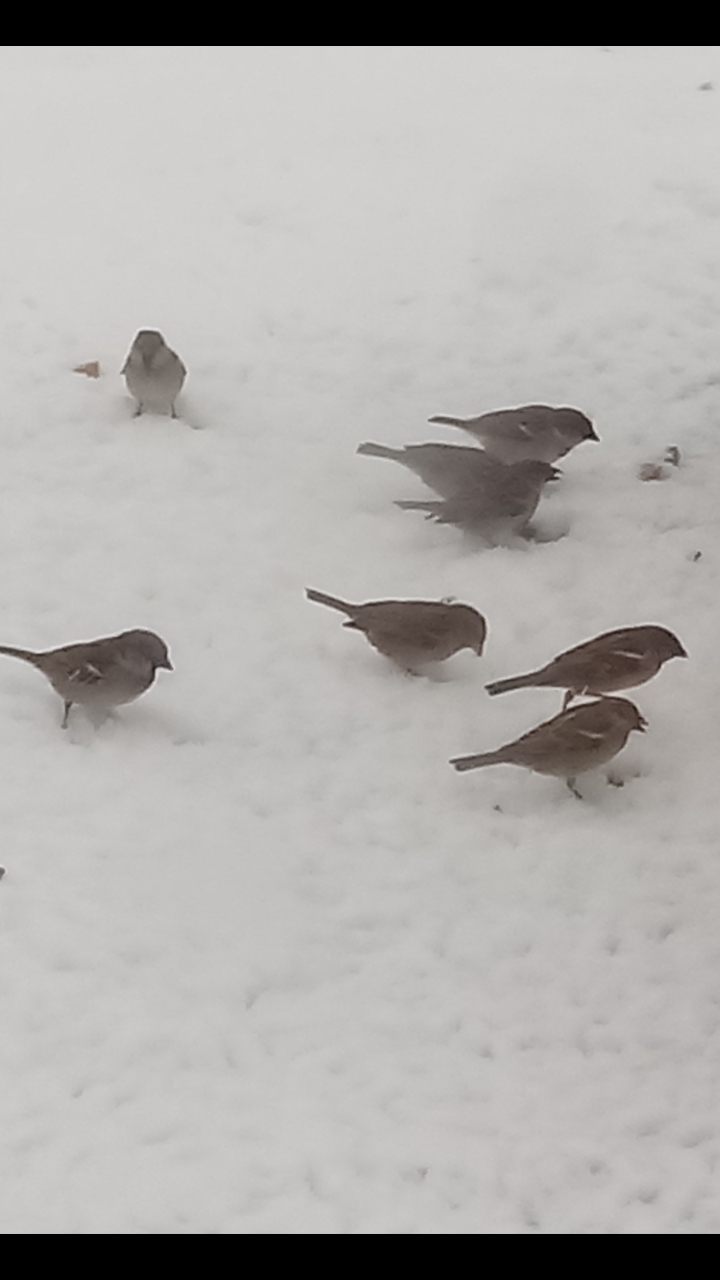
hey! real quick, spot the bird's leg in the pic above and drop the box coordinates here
[61,701,73,730]
[171,405,178,419]
[133,404,144,418]
[606,772,625,788]
[566,777,583,800]
[564,685,589,710]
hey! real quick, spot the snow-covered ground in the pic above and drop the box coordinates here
[1,45,719,1233]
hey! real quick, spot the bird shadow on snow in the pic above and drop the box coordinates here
[115,395,207,432]
[57,703,210,748]
[474,762,648,817]
[527,509,573,544]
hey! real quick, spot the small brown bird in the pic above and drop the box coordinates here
[486,625,686,708]
[395,459,559,542]
[122,329,186,417]
[357,440,510,500]
[450,697,647,798]
[306,589,487,672]
[429,405,598,464]
[0,629,173,727]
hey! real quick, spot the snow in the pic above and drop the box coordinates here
[0,44,719,1234]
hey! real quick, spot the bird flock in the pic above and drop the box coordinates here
[0,334,687,803]
[0,331,181,728]
[308,405,687,799]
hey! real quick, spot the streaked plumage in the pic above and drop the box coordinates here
[451,697,647,797]
[429,404,598,464]
[486,625,686,707]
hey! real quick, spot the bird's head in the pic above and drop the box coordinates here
[132,330,166,364]
[657,628,688,661]
[556,408,599,443]
[608,698,648,733]
[452,604,488,656]
[122,629,173,670]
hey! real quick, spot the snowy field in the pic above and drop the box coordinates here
[0,45,719,1234]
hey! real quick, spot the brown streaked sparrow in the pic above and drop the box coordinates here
[486,625,686,708]
[306,589,487,673]
[357,440,511,500]
[0,629,173,727]
[429,404,598,464]
[451,697,647,798]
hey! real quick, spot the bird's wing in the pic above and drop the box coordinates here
[512,702,614,759]
[362,608,451,653]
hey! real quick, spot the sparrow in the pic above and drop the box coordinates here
[394,459,559,541]
[306,589,487,672]
[485,625,686,708]
[122,330,186,417]
[0,629,173,727]
[357,440,511,500]
[429,405,598,464]
[450,697,647,798]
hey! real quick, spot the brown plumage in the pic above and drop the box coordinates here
[451,697,647,798]
[485,625,686,708]
[0,629,173,727]
[394,459,558,542]
[429,404,598,464]
[306,589,487,672]
[357,440,510,500]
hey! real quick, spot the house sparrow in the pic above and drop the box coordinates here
[306,589,487,672]
[357,440,511,500]
[450,697,647,798]
[429,405,598,464]
[394,459,558,541]
[122,330,186,417]
[486,625,686,708]
[0,629,173,727]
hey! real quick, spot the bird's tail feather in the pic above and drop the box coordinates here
[450,750,506,772]
[305,589,355,616]
[394,500,442,523]
[394,500,437,511]
[356,442,402,460]
[0,644,40,665]
[485,672,539,696]
[428,415,465,427]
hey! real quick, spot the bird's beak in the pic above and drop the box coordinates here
[679,647,688,658]
[638,717,648,731]
[160,658,174,670]
[588,427,600,441]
